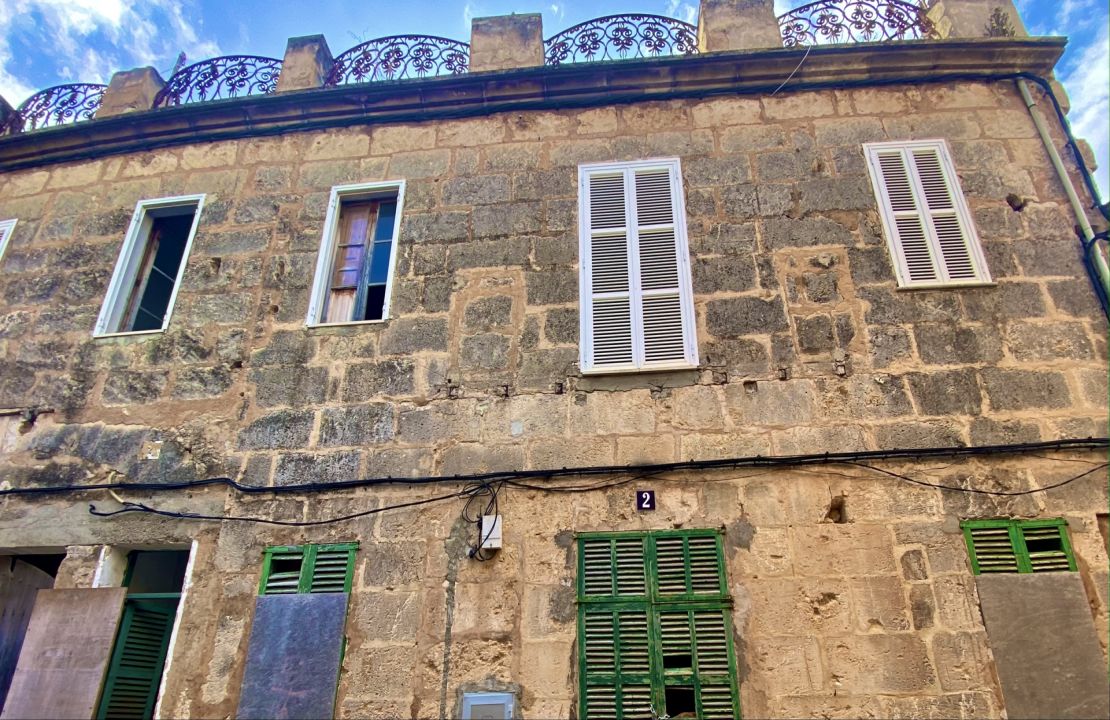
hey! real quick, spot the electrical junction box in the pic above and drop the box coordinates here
[480,515,503,549]
[461,691,514,720]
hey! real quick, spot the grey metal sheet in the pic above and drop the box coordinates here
[237,593,349,720]
[976,572,1110,720]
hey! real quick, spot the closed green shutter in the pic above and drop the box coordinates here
[578,530,740,720]
[962,519,1076,575]
[96,598,178,720]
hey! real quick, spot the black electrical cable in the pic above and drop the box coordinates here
[4,438,1105,499]
[84,459,1107,527]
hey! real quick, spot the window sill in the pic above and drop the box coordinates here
[895,280,996,291]
[580,361,699,376]
[92,328,166,340]
[305,319,388,330]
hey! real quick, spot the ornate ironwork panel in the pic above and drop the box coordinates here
[326,36,470,86]
[153,55,282,108]
[778,0,934,46]
[6,83,106,133]
[544,14,699,66]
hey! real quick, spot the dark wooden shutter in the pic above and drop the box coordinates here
[656,608,738,720]
[580,536,647,600]
[96,598,178,720]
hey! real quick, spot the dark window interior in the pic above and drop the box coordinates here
[663,653,693,670]
[126,550,189,594]
[1023,534,1064,556]
[664,686,697,718]
[125,211,195,332]
[12,553,64,577]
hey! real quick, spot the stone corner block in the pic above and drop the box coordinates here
[96,67,165,118]
[276,34,335,92]
[470,13,545,72]
[698,0,783,52]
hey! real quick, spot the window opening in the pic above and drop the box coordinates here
[0,553,63,713]
[95,196,203,336]
[962,518,1077,575]
[577,530,740,720]
[259,543,357,595]
[97,549,190,720]
[309,183,404,326]
[862,140,990,288]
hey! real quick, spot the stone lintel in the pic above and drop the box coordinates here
[96,67,166,118]
[276,34,335,92]
[698,0,783,52]
[929,0,1028,39]
[470,14,544,72]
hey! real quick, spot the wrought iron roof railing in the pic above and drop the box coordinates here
[325,35,470,86]
[152,55,283,108]
[544,14,699,66]
[2,83,107,135]
[777,0,935,46]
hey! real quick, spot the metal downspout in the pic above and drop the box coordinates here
[1016,78,1110,306]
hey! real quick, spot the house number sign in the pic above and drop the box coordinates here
[636,490,656,511]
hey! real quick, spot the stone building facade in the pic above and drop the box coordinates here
[0,0,1106,719]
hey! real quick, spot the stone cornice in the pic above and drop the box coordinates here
[0,38,1065,173]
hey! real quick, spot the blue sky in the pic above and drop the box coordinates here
[0,0,1106,193]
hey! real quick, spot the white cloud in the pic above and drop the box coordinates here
[664,0,698,24]
[1059,23,1109,195]
[463,3,475,28]
[550,3,565,20]
[0,0,220,106]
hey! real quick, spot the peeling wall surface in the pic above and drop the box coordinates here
[0,74,1107,720]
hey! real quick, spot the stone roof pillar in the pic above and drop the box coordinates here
[470,14,545,72]
[698,0,783,52]
[276,35,335,92]
[927,0,1028,39]
[95,67,165,118]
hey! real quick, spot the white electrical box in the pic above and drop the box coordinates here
[461,691,514,720]
[480,515,503,549]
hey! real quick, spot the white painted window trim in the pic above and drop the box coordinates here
[306,180,407,327]
[577,157,699,375]
[0,219,16,264]
[863,139,992,289]
[93,194,206,337]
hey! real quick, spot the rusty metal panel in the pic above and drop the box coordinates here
[0,587,127,720]
[0,560,55,714]
[977,573,1110,720]
[237,593,348,720]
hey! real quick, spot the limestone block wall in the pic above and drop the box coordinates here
[0,80,1104,490]
[0,78,1107,718]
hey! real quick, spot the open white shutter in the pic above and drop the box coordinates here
[865,140,989,287]
[0,219,15,264]
[580,160,697,373]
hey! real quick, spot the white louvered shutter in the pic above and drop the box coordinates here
[865,141,989,287]
[580,161,697,372]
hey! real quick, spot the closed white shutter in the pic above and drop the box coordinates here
[864,140,990,287]
[0,219,15,263]
[579,160,697,373]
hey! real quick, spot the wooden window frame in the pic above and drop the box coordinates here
[93,195,205,338]
[307,181,406,328]
[576,529,741,720]
[863,139,991,289]
[259,543,358,595]
[577,158,699,375]
[0,218,16,265]
[962,518,1077,575]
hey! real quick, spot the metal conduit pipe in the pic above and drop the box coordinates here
[1016,78,1110,305]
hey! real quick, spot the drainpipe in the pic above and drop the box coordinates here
[1016,78,1110,307]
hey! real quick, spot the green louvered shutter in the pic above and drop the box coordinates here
[578,531,740,720]
[96,598,178,720]
[962,519,1076,575]
[1019,521,1076,573]
[964,524,1019,574]
[260,543,357,595]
